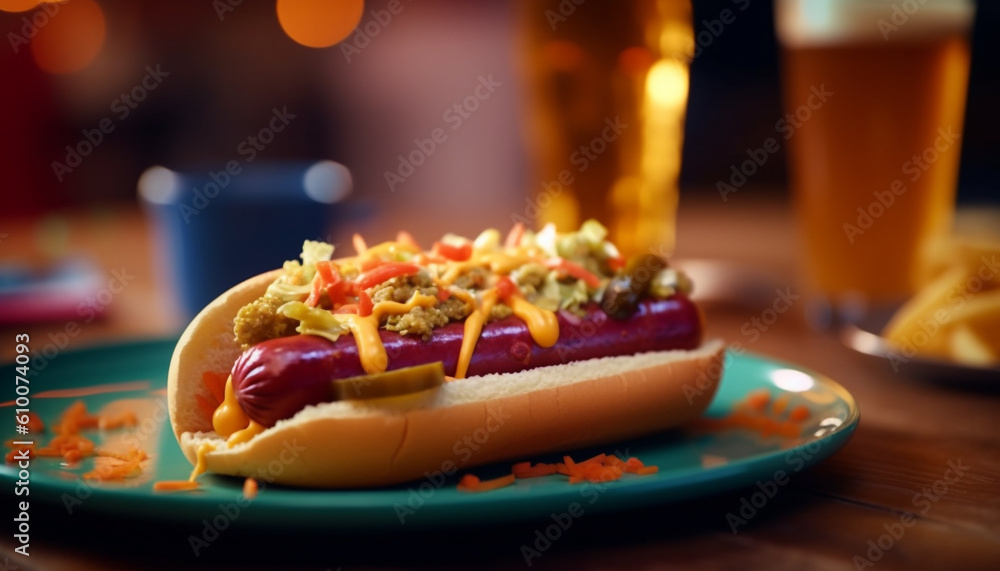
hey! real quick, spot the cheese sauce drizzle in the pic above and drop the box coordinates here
[455,289,498,379]
[210,234,572,445]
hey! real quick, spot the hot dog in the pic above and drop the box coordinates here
[168,221,725,488]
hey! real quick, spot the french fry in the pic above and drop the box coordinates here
[883,236,1000,366]
[950,325,996,366]
[882,266,966,357]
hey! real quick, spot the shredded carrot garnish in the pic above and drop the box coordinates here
[696,412,800,438]
[5,400,147,482]
[5,445,32,464]
[83,447,146,481]
[543,258,601,289]
[34,432,95,460]
[457,473,516,493]
[624,457,644,472]
[513,461,558,479]
[359,257,385,272]
[355,262,421,291]
[153,480,200,492]
[98,411,138,430]
[352,233,368,255]
[243,477,259,500]
[605,455,627,471]
[745,389,771,412]
[771,394,790,416]
[504,222,525,249]
[789,405,811,422]
[395,230,421,250]
[460,453,658,492]
[93,447,139,462]
[581,453,607,465]
[691,390,813,439]
[53,400,99,434]
[25,412,45,433]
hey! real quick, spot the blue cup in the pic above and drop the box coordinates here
[138,160,352,321]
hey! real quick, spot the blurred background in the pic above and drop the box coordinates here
[0,0,998,348]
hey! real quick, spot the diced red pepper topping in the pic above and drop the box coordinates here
[355,262,421,290]
[432,241,472,262]
[543,258,601,288]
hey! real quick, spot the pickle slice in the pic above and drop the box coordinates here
[601,254,668,319]
[331,361,446,401]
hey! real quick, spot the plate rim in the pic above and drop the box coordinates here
[1,337,861,530]
[840,320,1000,382]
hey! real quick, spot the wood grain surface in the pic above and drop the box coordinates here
[1,196,997,570]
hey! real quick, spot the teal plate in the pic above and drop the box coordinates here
[0,339,858,531]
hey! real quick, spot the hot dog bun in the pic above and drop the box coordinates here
[168,270,725,488]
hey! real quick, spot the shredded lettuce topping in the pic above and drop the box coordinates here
[234,221,693,348]
[277,300,349,344]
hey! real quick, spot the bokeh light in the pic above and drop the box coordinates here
[276,0,364,48]
[30,0,106,74]
[0,0,40,13]
[616,46,654,78]
[646,58,689,110]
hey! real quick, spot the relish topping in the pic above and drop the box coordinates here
[231,221,693,379]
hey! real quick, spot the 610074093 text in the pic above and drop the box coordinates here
[12,333,33,557]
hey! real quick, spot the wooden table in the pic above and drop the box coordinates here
[1,196,998,570]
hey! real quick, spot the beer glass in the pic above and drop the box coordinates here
[775,0,975,323]
[518,0,693,256]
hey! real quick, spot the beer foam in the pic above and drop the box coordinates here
[775,0,974,47]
